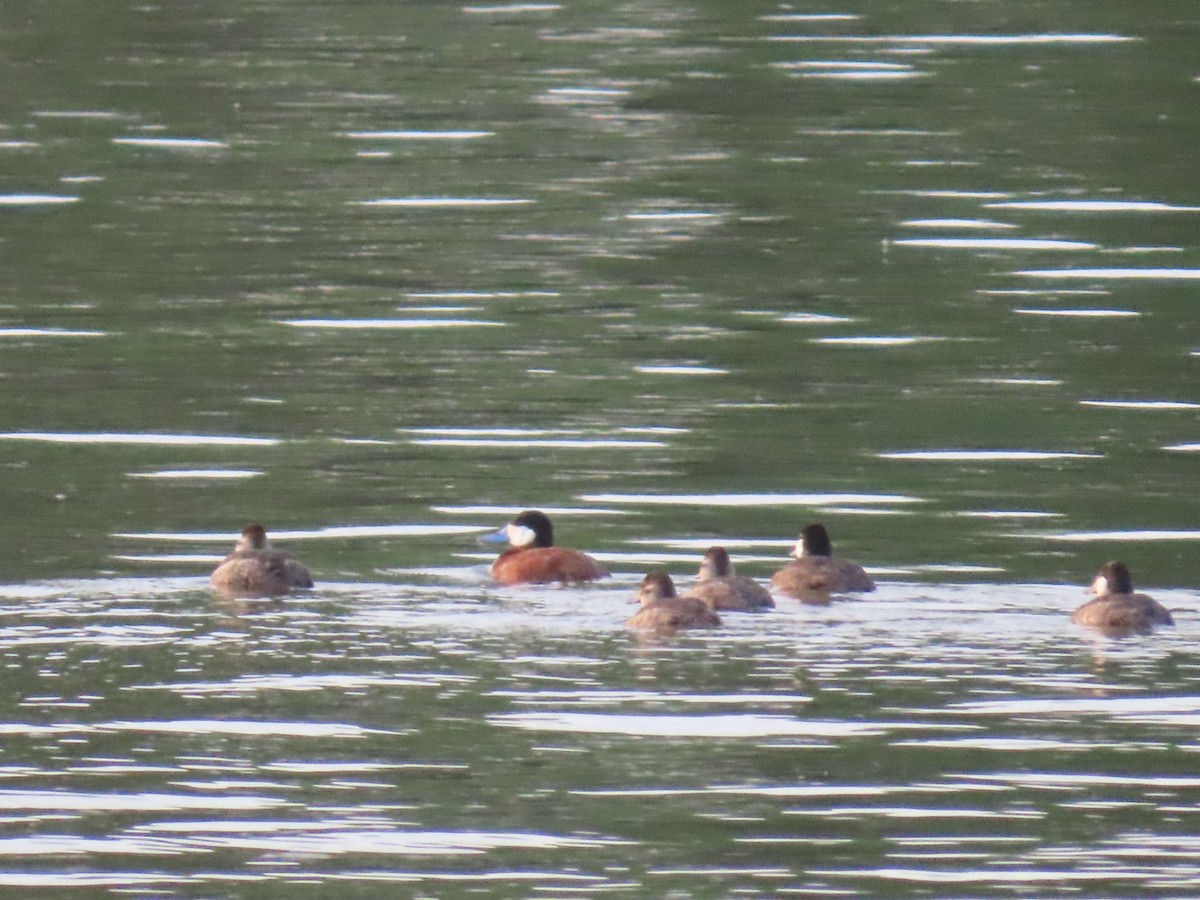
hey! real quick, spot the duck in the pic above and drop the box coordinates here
[210,523,313,598]
[770,523,875,598]
[684,546,774,611]
[482,509,609,585]
[1071,561,1174,632]
[627,572,720,630]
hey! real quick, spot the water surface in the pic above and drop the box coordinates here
[2,0,1199,894]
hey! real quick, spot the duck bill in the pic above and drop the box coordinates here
[479,527,510,545]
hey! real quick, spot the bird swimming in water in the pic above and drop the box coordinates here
[771,523,875,599]
[482,509,609,585]
[210,523,313,598]
[1071,561,1173,632]
[627,571,721,631]
[684,546,774,611]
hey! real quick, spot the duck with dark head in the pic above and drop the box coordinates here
[685,546,774,611]
[771,523,875,599]
[1071,561,1173,633]
[483,509,609,585]
[210,523,314,598]
[627,572,721,631]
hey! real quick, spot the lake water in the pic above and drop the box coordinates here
[1,0,1199,894]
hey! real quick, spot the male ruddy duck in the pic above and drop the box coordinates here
[483,509,609,585]
[685,546,774,611]
[1071,561,1173,632]
[627,572,720,631]
[210,523,313,598]
[771,523,875,598]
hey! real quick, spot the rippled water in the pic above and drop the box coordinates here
[2,0,1199,893]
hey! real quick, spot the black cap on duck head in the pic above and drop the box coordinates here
[511,509,554,547]
[799,523,832,557]
[638,571,677,604]
[237,523,270,551]
[1095,560,1134,594]
[699,546,733,579]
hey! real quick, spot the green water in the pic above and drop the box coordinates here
[0,1,1198,895]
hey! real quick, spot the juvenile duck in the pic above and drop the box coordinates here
[685,546,774,611]
[210,523,313,598]
[771,523,875,598]
[627,572,721,631]
[1071,561,1173,632]
[482,509,609,585]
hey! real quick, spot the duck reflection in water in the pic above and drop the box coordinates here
[1071,561,1174,634]
[482,509,609,585]
[210,523,313,598]
[771,523,874,601]
[685,546,774,611]
[627,572,720,631]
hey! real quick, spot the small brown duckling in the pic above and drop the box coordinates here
[771,523,875,598]
[684,546,774,611]
[1071,561,1173,632]
[627,572,720,631]
[210,523,313,598]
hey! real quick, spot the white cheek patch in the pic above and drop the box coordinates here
[507,524,538,547]
[1092,574,1109,595]
[792,539,806,558]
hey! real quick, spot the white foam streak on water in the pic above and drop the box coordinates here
[1013,308,1139,317]
[0,327,105,337]
[342,130,493,139]
[759,13,861,21]
[989,200,1200,212]
[774,61,913,71]
[115,524,491,541]
[945,696,1200,716]
[462,3,561,12]
[350,197,535,208]
[492,690,808,706]
[132,673,463,694]
[277,318,505,329]
[634,364,727,375]
[954,510,1062,519]
[1017,268,1200,280]
[626,211,721,221]
[578,492,923,506]
[893,237,1096,250]
[786,806,1034,820]
[774,312,855,324]
[972,378,1062,385]
[112,137,228,149]
[767,33,1136,45]
[813,336,943,346]
[127,469,263,479]
[409,437,668,448]
[794,70,928,82]
[1165,443,1200,452]
[1080,400,1199,410]
[1027,529,1200,542]
[491,712,919,738]
[575,783,992,799]
[879,450,1101,461]
[961,772,1200,788]
[809,867,1124,884]
[902,218,1017,230]
[0,790,288,812]
[0,193,81,205]
[0,874,184,888]
[431,505,628,516]
[100,720,395,738]
[0,432,279,446]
